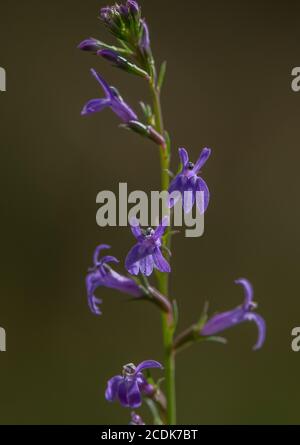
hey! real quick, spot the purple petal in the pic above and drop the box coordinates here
[118,380,129,407]
[168,175,187,208]
[87,294,102,315]
[110,99,138,123]
[99,256,119,268]
[182,189,195,214]
[125,244,145,275]
[154,216,169,239]
[139,255,154,276]
[135,360,163,373]
[244,313,266,350]
[90,68,112,98]
[178,147,189,168]
[106,268,142,297]
[81,98,110,116]
[129,218,143,240]
[136,374,154,396]
[105,375,123,402]
[195,177,210,214]
[152,248,171,273]
[86,270,104,315]
[127,380,142,408]
[235,278,254,309]
[93,244,111,266]
[201,307,245,336]
[193,147,211,174]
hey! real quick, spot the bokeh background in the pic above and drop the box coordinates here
[0,0,300,424]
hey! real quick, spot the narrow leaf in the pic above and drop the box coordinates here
[157,61,167,91]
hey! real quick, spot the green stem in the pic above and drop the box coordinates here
[150,81,176,425]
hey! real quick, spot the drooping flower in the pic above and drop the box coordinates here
[201,278,266,350]
[81,68,138,123]
[168,147,211,213]
[105,360,163,409]
[86,244,142,315]
[125,219,171,276]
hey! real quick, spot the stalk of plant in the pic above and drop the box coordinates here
[79,1,266,425]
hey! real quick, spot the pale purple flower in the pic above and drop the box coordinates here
[201,278,266,350]
[86,244,142,315]
[105,360,163,408]
[168,147,211,213]
[81,68,138,123]
[125,219,171,276]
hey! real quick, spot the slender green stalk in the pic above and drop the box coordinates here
[150,80,176,425]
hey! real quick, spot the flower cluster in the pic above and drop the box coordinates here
[79,0,266,425]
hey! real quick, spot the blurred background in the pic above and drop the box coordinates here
[0,0,300,424]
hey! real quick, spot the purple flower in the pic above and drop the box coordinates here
[86,244,142,315]
[77,38,103,52]
[81,68,138,123]
[105,360,163,408]
[168,147,211,214]
[201,278,266,350]
[129,412,145,425]
[125,219,171,276]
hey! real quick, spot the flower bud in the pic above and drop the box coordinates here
[98,49,149,79]
[127,0,140,17]
[77,38,103,52]
[139,20,151,54]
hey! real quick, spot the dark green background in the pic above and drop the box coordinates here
[0,0,299,424]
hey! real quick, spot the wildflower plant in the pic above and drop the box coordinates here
[78,1,266,425]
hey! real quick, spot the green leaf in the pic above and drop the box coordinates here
[196,301,209,330]
[140,102,154,125]
[157,61,167,91]
[205,336,228,345]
